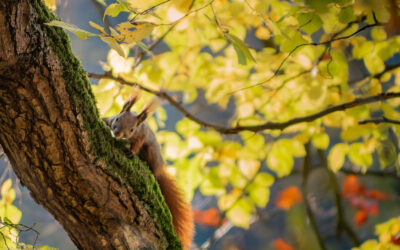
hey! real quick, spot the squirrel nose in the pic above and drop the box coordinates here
[114,131,121,137]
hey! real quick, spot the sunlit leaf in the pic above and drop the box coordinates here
[225,33,255,65]
[328,143,349,172]
[312,132,329,149]
[89,21,107,35]
[377,140,397,169]
[238,159,260,179]
[248,185,270,207]
[226,198,253,228]
[104,3,128,19]
[46,20,97,39]
[348,143,373,168]
[116,21,156,44]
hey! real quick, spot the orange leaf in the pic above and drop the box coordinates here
[366,190,388,200]
[391,231,400,245]
[342,175,361,196]
[354,209,368,227]
[275,186,302,210]
[193,208,224,227]
[273,239,293,250]
[368,202,379,216]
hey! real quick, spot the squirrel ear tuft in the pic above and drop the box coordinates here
[121,89,140,113]
[102,117,113,127]
[137,99,160,124]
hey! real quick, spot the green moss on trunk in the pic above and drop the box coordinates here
[32,1,182,249]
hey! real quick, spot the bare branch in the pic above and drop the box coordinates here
[358,116,400,125]
[301,144,326,250]
[340,168,399,178]
[317,149,360,246]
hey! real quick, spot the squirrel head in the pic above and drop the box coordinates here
[102,94,159,139]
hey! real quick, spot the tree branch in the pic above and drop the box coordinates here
[301,144,326,250]
[93,74,400,134]
[317,149,360,246]
[358,116,400,125]
[340,168,399,178]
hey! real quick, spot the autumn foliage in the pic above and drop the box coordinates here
[341,175,388,226]
[275,186,303,210]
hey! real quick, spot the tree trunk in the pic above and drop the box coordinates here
[0,1,181,249]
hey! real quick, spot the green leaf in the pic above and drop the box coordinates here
[364,53,385,75]
[328,143,349,172]
[95,0,106,6]
[225,33,255,65]
[371,27,387,41]
[89,21,107,35]
[341,126,370,142]
[1,179,12,198]
[200,168,225,195]
[278,139,306,157]
[226,198,253,228]
[104,3,128,19]
[353,41,373,59]
[312,132,330,149]
[99,37,125,58]
[348,143,373,168]
[238,159,260,179]
[377,140,397,169]
[338,6,355,24]
[46,20,97,40]
[38,246,59,250]
[267,145,294,177]
[248,186,270,207]
[176,118,201,135]
[229,167,248,189]
[253,173,274,187]
[194,131,222,147]
[218,193,239,211]
[0,205,22,224]
[297,12,322,35]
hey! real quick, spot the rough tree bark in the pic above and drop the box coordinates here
[0,0,181,249]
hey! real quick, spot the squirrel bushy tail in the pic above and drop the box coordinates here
[157,171,194,250]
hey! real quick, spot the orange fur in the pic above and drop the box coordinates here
[157,171,194,250]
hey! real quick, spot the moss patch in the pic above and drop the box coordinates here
[32,1,181,249]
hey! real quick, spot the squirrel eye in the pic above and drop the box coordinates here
[130,128,134,132]
[116,118,119,121]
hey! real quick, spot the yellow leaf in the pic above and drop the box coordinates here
[116,21,156,44]
[44,0,56,10]
[238,159,260,179]
[255,26,270,40]
[89,21,107,35]
[171,0,193,13]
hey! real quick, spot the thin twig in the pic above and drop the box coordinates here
[132,0,214,69]
[358,116,400,125]
[317,149,360,246]
[231,15,382,93]
[340,168,399,178]
[301,143,326,250]
[89,72,400,134]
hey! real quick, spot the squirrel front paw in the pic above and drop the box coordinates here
[126,151,136,159]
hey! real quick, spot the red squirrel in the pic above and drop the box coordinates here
[102,94,194,250]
